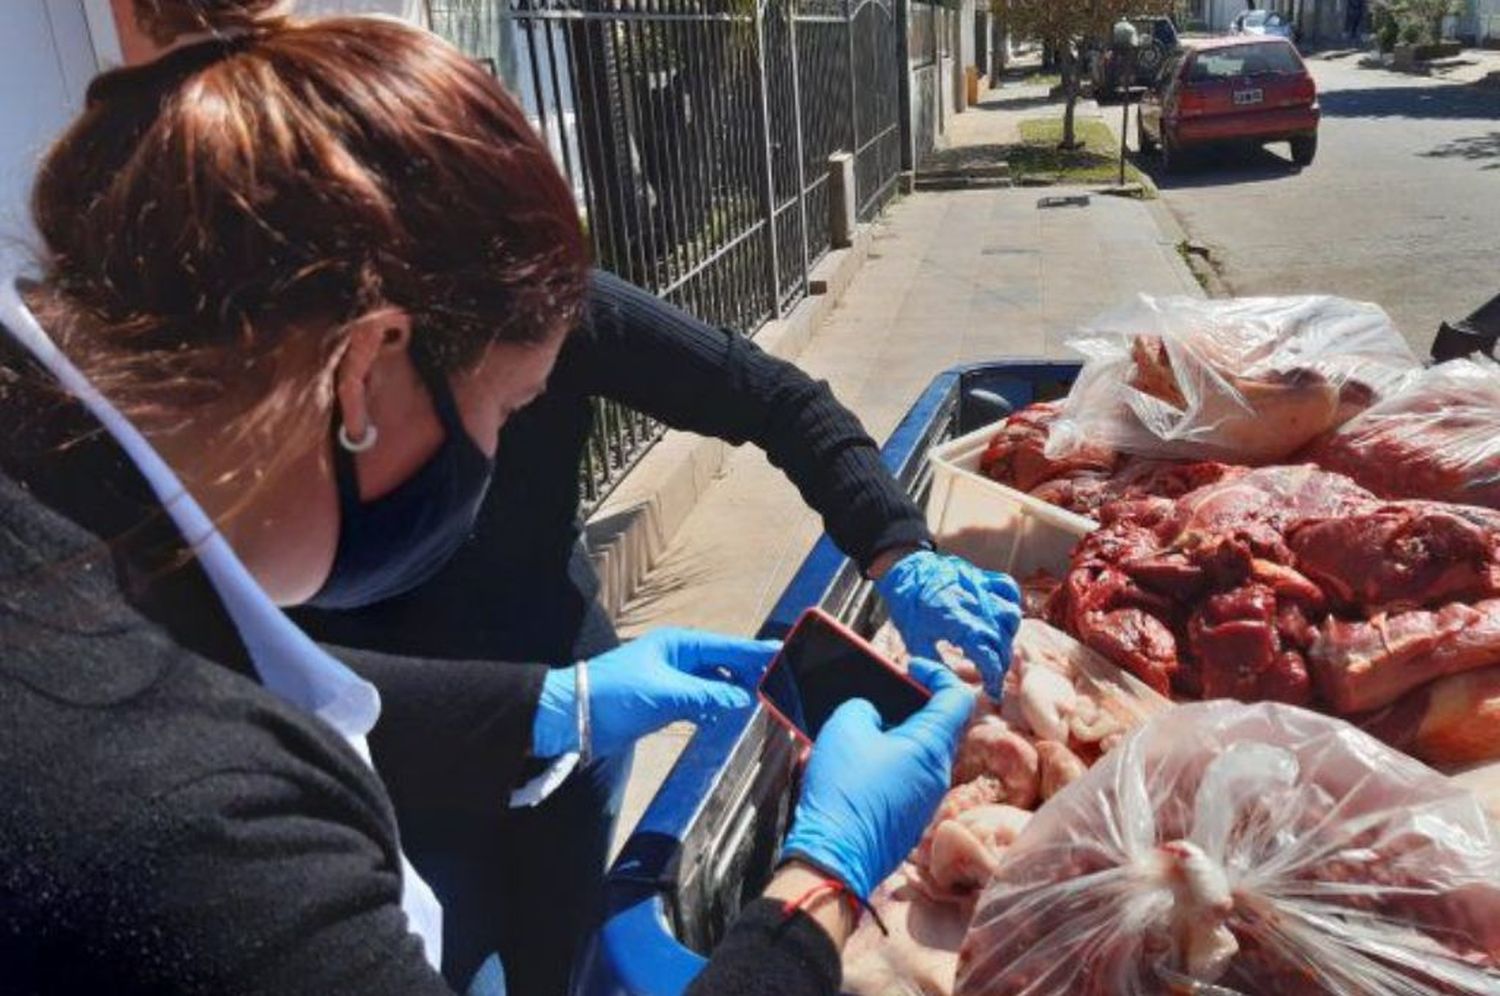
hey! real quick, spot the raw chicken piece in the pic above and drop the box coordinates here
[1066,694,1122,747]
[951,722,1038,809]
[1017,665,1075,742]
[925,805,1032,898]
[1035,740,1087,800]
[842,873,970,996]
[1359,665,1500,765]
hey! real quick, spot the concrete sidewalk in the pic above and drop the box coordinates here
[608,83,1204,855]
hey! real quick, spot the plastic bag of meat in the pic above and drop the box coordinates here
[955,701,1500,996]
[1308,357,1500,508]
[1046,295,1419,464]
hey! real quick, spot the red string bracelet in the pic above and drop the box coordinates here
[779,876,889,937]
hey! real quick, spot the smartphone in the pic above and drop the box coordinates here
[758,608,931,746]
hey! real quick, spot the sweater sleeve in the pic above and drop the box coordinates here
[332,647,548,816]
[99,769,456,996]
[684,899,842,996]
[560,270,931,571]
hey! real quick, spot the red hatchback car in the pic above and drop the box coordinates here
[1138,36,1320,172]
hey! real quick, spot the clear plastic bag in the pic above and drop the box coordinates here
[955,701,1500,996]
[1046,295,1419,464]
[1308,357,1500,508]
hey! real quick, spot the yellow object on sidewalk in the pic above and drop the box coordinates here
[966,66,980,106]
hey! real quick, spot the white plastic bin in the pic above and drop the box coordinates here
[925,422,1096,579]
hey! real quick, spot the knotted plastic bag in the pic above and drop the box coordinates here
[1307,357,1500,508]
[1046,296,1419,464]
[955,701,1500,996]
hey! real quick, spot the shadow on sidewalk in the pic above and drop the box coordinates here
[972,93,1062,114]
[1321,84,1500,119]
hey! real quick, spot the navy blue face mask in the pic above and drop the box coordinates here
[305,350,494,610]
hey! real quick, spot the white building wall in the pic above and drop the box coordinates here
[0,1,101,261]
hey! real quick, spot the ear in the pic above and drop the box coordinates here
[334,308,413,442]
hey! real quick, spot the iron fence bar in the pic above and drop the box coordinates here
[896,0,912,171]
[847,0,859,162]
[855,120,896,156]
[613,19,657,290]
[502,9,752,21]
[541,21,576,183]
[521,16,554,156]
[751,0,782,321]
[431,0,905,510]
[787,0,811,297]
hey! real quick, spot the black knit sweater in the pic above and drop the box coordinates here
[292,269,932,666]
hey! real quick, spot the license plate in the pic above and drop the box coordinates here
[1233,88,1264,105]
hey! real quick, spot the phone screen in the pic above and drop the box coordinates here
[760,611,930,740]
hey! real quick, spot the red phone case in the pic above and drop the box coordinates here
[757,607,931,751]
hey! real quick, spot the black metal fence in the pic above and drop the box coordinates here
[427,0,904,509]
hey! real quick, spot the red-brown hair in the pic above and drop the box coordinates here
[30,3,588,451]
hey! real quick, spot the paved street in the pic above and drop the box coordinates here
[1140,53,1500,355]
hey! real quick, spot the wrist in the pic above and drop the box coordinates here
[765,861,859,949]
[866,544,922,582]
[780,825,873,902]
[533,665,581,757]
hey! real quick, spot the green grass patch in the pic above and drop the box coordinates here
[1014,117,1149,190]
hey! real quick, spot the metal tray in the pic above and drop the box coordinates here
[575,361,1081,996]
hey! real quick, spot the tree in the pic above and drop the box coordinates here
[1373,0,1461,43]
[997,0,1173,150]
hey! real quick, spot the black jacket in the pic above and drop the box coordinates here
[293,271,932,666]
[0,322,844,993]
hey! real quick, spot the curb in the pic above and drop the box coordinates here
[1143,196,1230,299]
[585,223,879,623]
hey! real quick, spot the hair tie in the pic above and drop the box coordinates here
[85,30,262,107]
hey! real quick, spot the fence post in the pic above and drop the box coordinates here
[847,0,860,194]
[896,0,913,173]
[752,0,784,319]
[788,3,811,293]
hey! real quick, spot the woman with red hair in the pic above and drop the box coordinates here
[0,3,1014,993]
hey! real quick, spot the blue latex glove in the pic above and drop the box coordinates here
[780,658,977,900]
[875,550,1022,700]
[533,627,779,758]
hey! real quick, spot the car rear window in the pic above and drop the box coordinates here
[1187,43,1302,80]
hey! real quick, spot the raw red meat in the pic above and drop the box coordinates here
[1307,358,1500,509]
[1049,466,1500,713]
[1288,503,1500,613]
[976,403,1247,519]
[977,402,1117,492]
[1312,599,1500,713]
[1358,665,1500,765]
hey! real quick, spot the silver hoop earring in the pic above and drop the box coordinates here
[338,423,379,453]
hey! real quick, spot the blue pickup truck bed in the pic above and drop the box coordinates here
[575,361,1082,996]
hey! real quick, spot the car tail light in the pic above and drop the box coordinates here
[1292,74,1317,103]
[1178,88,1210,118]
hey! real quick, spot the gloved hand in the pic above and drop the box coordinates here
[875,550,1022,700]
[780,658,976,900]
[533,627,779,759]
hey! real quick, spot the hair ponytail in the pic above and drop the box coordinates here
[131,1,291,45]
